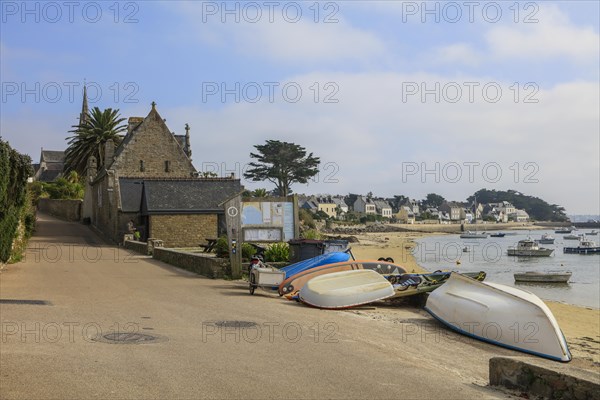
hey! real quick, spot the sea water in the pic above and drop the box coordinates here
[413,230,600,309]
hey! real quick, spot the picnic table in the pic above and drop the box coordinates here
[200,238,218,253]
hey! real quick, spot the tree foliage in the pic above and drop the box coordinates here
[0,139,34,262]
[64,107,126,175]
[424,193,446,208]
[467,189,568,222]
[243,140,320,197]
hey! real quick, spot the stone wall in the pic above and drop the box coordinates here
[110,108,195,178]
[489,357,599,400]
[38,199,82,221]
[123,240,149,255]
[149,214,218,248]
[153,247,228,279]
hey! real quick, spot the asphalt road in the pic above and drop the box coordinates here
[0,213,516,399]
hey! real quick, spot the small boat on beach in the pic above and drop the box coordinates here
[386,271,486,298]
[299,269,394,309]
[514,271,572,283]
[536,234,555,244]
[507,239,554,257]
[460,231,488,239]
[425,273,572,362]
[278,260,406,297]
[490,233,505,238]
[563,238,600,254]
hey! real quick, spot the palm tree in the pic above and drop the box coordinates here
[252,188,268,198]
[64,107,127,175]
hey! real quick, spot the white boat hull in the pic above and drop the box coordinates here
[507,248,554,257]
[299,269,394,309]
[425,273,571,362]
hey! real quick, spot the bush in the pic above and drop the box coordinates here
[264,242,289,262]
[299,209,316,229]
[302,229,323,240]
[242,243,257,259]
[214,235,229,257]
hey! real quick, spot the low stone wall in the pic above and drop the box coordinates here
[153,247,228,279]
[123,240,149,255]
[38,199,82,221]
[489,357,599,400]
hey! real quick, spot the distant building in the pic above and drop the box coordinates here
[84,98,242,246]
[354,196,376,214]
[34,149,65,182]
[373,199,393,218]
[439,202,465,222]
[510,209,530,222]
[396,206,415,224]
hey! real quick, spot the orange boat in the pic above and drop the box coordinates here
[278,260,407,298]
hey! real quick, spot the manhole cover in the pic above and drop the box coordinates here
[93,332,167,344]
[213,321,257,328]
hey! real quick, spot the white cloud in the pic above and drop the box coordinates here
[486,5,599,61]
[159,72,598,213]
[167,3,386,66]
[429,43,481,67]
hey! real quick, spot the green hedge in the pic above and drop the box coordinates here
[0,139,34,263]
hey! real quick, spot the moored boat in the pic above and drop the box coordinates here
[460,231,488,239]
[490,232,505,238]
[563,234,582,240]
[555,227,572,234]
[587,230,598,236]
[563,238,600,254]
[425,273,572,362]
[535,234,555,244]
[514,271,572,283]
[299,269,394,309]
[507,239,554,257]
[278,260,406,297]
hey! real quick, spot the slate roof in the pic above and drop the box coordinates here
[140,179,242,215]
[119,179,145,212]
[38,169,62,182]
[41,150,65,163]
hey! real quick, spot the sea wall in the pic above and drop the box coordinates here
[489,357,599,400]
[152,247,228,279]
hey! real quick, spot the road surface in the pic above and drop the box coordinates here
[0,213,517,399]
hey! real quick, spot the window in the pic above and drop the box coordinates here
[140,160,145,172]
[165,160,170,172]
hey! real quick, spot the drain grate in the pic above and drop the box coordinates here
[213,321,257,328]
[93,332,167,344]
[0,299,51,305]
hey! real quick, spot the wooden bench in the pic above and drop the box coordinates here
[200,238,218,253]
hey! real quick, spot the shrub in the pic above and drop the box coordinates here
[214,235,229,257]
[264,242,289,262]
[242,243,257,259]
[299,209,316,229]
[302,229,323,240]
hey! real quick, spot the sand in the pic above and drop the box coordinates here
[349,230,600,366]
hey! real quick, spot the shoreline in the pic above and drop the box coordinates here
[350,230,600,365]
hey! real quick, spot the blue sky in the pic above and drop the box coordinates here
[1,1,599,213]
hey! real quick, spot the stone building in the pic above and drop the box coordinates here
[33,149,65,182]
[84,99,242,245]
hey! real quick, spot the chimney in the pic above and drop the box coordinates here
[184,123,192,158]
[104,139,115,166]
[127,117,144,134]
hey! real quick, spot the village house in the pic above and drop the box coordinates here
[33,149,65,182]
[353,196,376,214]
[510,209,530,222]
[373,199,393,218]
[396,206,415,224]
[439,202,466,222]
[331,196,349,217]
[83,99,242,246]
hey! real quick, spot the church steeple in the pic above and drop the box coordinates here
[79,84,88,126]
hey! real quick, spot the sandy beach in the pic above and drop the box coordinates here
[350,230,600,367]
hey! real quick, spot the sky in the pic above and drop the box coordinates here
[1,1,599,214]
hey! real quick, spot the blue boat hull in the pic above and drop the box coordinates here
[281,252,351,279]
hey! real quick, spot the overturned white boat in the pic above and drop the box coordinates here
[425,273,571,362]
[299,269,394,309]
